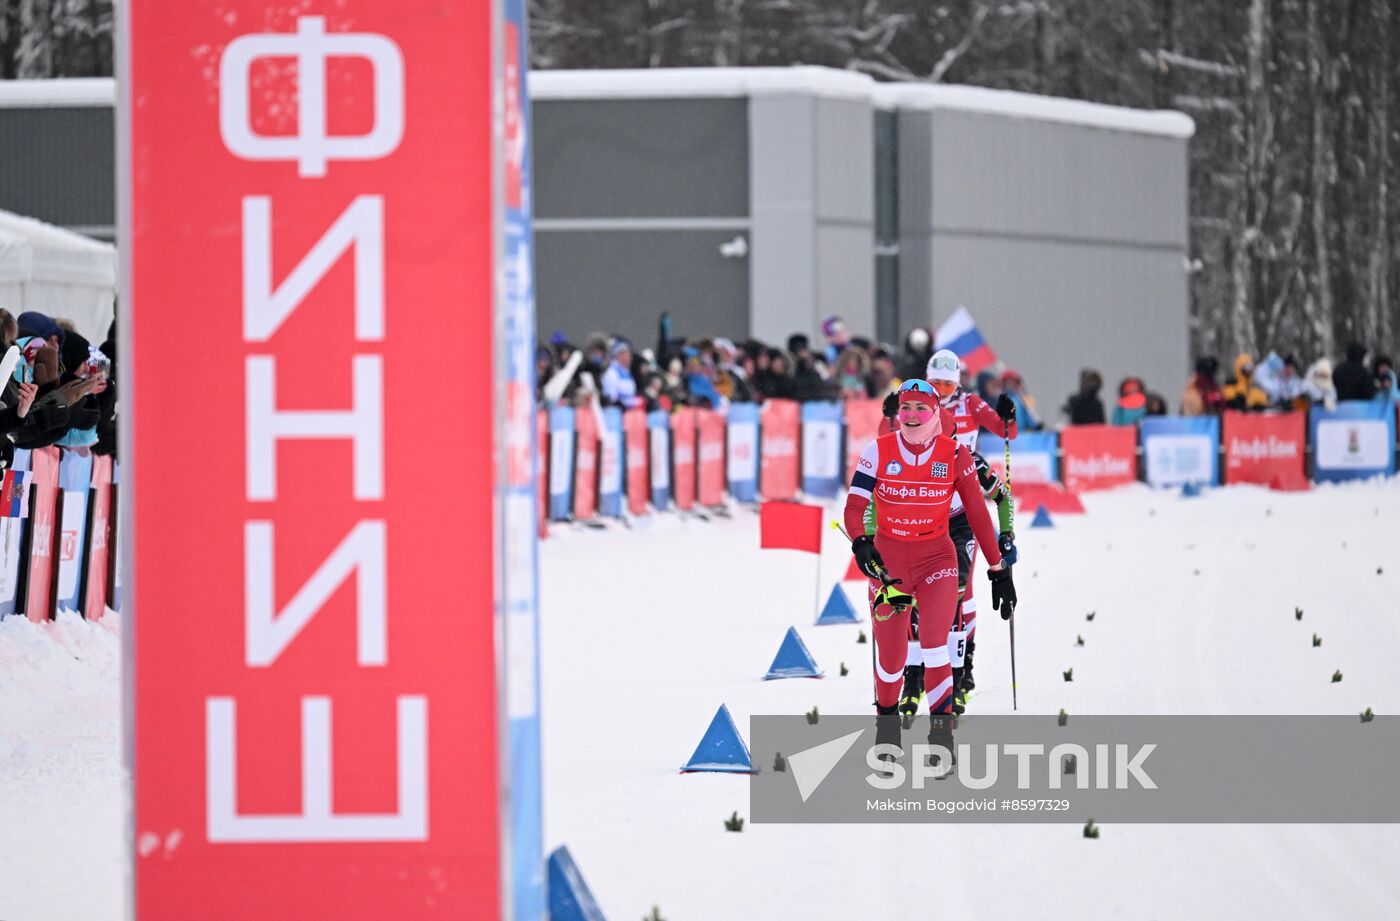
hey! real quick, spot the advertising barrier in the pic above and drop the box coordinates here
[623,408,649,516]
[84,455,115,621]
[598,407,623,518]
[1311,401,1397,482]
[727,403,759,503]
[1222,411,1307,489]
[979,431,1059,484]
[23,446,60,623]
[548,406,575,520]
[648,409,672,510]
[801,401,844,498]
[55,449,93,612]
[1060,425,1138,492]
[574,406,600,519]
[697,409,726,507]
[844,399,884,489]
[672,406,697,511]
[0,448,30,616]
[760,399,800,500]
[1140,416,1219,488]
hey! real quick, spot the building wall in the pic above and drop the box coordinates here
[532,97,750,348]
[900,108,1190,417]
[0,106,114,239]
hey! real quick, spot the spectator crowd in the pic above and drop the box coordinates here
[537,311,1397,428]
[0,308,116,471]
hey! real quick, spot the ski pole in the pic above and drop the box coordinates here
[1008,608,1018,711]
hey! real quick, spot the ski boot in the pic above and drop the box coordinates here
[961,636,977,693]
[898,664,925,722]
[873,704,903,769]
[951,667,966,715]
[925,714,957,778]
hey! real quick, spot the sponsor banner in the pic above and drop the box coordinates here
[574,406,600,519]
[844,400,884,487]
[1060,425,1137,492]
[1311,401,1397,482]
[598,406,624,518]
[697,409,726,507]
[979,431,1059,485]
[124,3,507,917]
[672,407,697,511]
[801,402,844,498]
[1140,416,1219,488]
[1222,411,1307,489]
[547,406,575,520]
[0,449,30,615]
[727,403,760,503]
[623,408,650,516]
[648,410,672,510]
[23,446,60,623]
[537,409,548,536]
[760,399,800,500]
[84,454,115,621]
[55,449,94,612]
[0,469,29,518]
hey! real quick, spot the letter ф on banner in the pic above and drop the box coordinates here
[124,3,510,919]
[1059,424,1138,492]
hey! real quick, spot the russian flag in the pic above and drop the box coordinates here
[935,305,998,376]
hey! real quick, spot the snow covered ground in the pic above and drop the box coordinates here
[540,481,1400,920]
[3,481,1399,919]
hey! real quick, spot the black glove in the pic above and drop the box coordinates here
[881,391,898,420]
[987,565,1017,618]
[996,393,1017,424]
[851,534,885,580]
[998,531,1018,566]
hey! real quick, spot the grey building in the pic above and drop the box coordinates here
[531,67,876,353]
[0,78,115,241]
[878,82,1194,418]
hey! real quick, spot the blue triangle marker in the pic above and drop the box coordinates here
[816,584,861,625]
[547,846,607,921]
[1180,481,1201,498]
[1029,505,1054,528]
[681,704,753,773]
[763,626,824,679]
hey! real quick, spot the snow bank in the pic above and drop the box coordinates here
[0,610,125,920]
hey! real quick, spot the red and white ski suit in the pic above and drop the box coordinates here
[845,430,1002,714]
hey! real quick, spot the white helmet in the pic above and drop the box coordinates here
[926,349,961,383]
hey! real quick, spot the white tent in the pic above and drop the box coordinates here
[0,209,116,344]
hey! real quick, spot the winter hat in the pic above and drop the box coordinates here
[822,315,845,339]
[17,311,64,348]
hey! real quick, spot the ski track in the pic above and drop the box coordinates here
[2,484,1399,919]
[541,481,1400,921]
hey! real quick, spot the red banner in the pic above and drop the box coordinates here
[623,408,649,516]
[83,454,114,621]
[125,4,502,918]
[672,407,697,510]
[24,447,60,623]
[1060,425,1138,492]
[760,399,800,500]
[844,399,884,485]
[537,409,549,538]
[574,406,600,519]
[1223,411,1307,489]
[696,409,726,507]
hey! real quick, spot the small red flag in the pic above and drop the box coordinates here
[759,501,824,554]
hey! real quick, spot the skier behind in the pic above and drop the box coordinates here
[915,349,1017,708]
[845,379,1016,757]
